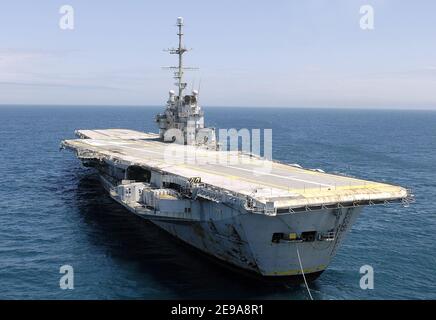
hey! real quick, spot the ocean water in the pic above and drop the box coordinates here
[0,105,435,300]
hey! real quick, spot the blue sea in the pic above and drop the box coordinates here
[0,106,435,300]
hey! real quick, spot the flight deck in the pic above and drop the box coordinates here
[62,129,409,211]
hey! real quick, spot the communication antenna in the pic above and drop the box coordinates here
[191,78,196,93]
[198,78,202,96]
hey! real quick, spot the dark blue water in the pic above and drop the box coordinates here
[0,106,435,299]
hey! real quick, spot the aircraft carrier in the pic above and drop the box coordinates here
[61,17,412,280]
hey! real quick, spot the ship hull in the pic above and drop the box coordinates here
[98,174,362,280]
[150,207,362,278]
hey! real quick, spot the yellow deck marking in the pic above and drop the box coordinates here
[181,164,291,192]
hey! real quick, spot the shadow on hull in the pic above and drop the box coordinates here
[70,172,321,299]
[158,224,325,285]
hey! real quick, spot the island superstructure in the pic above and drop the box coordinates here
[61,17,412,279]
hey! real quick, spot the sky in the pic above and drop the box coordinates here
[0,0,435,109]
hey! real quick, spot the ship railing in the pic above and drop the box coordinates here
[402,188,415,207]
[192,183,245,206]
[275,196,414,215]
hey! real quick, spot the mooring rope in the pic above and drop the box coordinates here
[296,246,314,300]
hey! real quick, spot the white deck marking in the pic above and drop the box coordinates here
[226,165,334,188]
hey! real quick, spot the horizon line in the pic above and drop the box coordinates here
[1,104,436,111]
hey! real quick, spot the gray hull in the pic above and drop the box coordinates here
[152,207,362,277]
[100,174,362,278]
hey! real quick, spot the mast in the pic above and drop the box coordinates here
[176,17,185,101]
[164,17,196,104]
